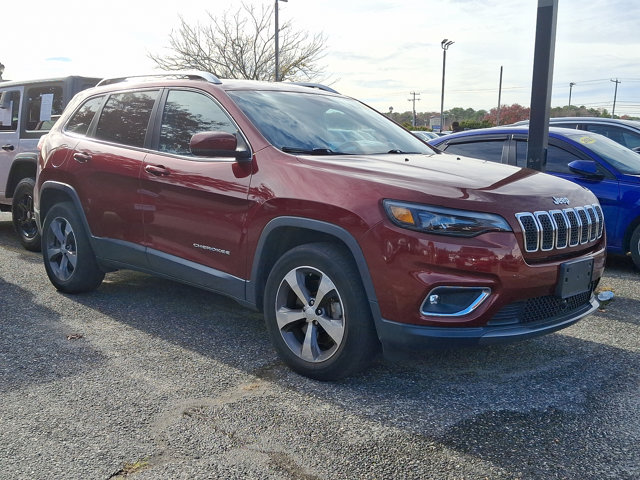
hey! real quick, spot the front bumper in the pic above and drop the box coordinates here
[377,294,599,352]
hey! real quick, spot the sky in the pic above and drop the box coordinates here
[3,0,639,117]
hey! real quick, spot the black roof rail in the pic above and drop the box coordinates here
[96,71,222,87]
[290,82,339,94]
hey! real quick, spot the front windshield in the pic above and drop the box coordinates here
[228,90,434,155]
[566,132,640,175]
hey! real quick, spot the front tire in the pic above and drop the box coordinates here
[264,243,380,380]
[12,178,41,252]
[42,202,104,293]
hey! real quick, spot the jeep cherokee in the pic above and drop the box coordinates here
[35,72,606,380]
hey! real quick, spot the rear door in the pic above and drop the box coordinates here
[67,89,160,248]
[140,88,254,292]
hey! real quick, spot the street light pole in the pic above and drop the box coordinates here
[568,82,575,106]
[274,0,288,82]
[440,39,454,132]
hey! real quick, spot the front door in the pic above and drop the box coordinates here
[140,89,254,294]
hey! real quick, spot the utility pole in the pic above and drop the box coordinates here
[408,92,420,127]
[496,66,503,126]
[274,0,288,82]
[611,78,621,118]
[568,82,576,106]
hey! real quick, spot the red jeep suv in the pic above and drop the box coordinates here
[35,72,606,380]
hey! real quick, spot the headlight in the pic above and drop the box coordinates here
[383,200,512,237]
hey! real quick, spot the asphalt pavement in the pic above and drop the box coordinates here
[0,212,638,480]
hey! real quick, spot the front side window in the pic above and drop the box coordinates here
[65,96,104,136]
[515,140,578,173]
[95,90,159,148]
[0,90,21,132]
[228,90,433,155]
[443,140,505,163]
[25,86,63,131]
[564,132,640,175]
[159,90,240,155]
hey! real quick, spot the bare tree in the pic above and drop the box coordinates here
[149,3,327,82]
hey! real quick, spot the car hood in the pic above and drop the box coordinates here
[296,152,598,213]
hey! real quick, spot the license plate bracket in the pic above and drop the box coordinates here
[556,257,594,299]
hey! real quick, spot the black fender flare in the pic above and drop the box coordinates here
[247,216,382,326]
[5,152,38,197]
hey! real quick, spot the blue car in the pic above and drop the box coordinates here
[429,126,640,268]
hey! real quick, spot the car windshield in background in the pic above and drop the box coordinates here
[228,90,433,155]
[566,132,640,175]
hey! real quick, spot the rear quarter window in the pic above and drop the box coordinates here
[65,96,105,136]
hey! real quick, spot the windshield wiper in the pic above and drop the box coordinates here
[387,149,422,154]
[281,146,349,155]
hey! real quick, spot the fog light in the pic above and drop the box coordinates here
[421,287,491,317]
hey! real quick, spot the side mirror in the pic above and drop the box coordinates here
[568,160,604,180]
[190,131,251,162]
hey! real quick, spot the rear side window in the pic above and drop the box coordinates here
[0,90,21,132]
[159,89,239,155]
[66,96,104,135]
[25,86,63,131]
[443,140,505,163]
[95,90,159,148]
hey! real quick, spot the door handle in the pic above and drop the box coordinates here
[73,152,92,163]
[144,164,170,176]
[1,144,15,151]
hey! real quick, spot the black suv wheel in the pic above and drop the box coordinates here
[12,178,41,251]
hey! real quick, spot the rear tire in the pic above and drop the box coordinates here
[264,242,380,380]
[42,202,104,293]
[12,178,41,252]
[630,225,640,270]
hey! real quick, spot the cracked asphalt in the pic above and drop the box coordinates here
[0,212,638,479]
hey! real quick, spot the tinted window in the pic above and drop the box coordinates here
[66,96,104,135]
[443,140,505,163]
[159,90,239,155]
[585,124,640,150]
[0,90,20,132]
[515,139,577,173]
[95,90,158,147]
[25,86,63,131]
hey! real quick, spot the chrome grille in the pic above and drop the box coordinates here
[516,204,604,253]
